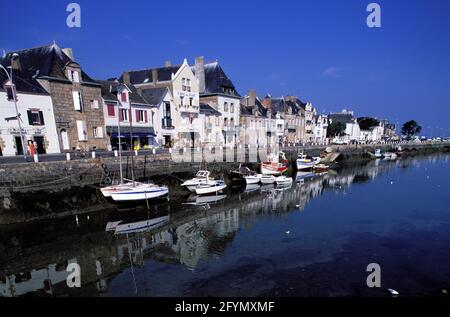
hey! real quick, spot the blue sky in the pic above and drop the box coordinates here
[2,0,450,136]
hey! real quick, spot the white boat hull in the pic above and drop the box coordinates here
[101,182,141,198]
[260,175,276,184]
[275,176,293,186]
[108,215,170,235]
[195,182,227,195]
[244,174,262,184]
[110,185,169,201]
[182,178,215,192]
[296,157,321,170]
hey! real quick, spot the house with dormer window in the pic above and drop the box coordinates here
[120,59,201,147]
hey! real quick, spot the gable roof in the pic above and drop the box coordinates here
[97,80,151,105]
[200,103,222,116]
[140,87,169,105]
[1,44,98,94]
[192,62,240,97]
[119,65,182,84]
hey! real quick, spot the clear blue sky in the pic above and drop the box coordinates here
[2,0,450,136]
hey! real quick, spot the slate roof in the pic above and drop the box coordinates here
[241,98,268,118]
[119,60,240,97]
[200,103,222,116]
[193,62,240,97]
[97,80,151,106]
[140,87,169,106]
[0,44,98,94]
[328,113,356,124]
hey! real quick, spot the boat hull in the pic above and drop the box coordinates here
[260,176,276,184]
[195,182,227,195]
[244,175,262,184]
[261,163,288,175]
[110,186,169,201]
[296,157,321,170]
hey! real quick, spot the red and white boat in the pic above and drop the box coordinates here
[261,152,288,175]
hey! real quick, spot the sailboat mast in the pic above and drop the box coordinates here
[129,103,136,187]
[117,99,123,184]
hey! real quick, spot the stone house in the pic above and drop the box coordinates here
[2,44,108,152]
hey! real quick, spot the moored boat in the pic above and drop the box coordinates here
[275,175,293,186]
[260,174,276,184]
[296,152,321,170]
[313,164,329,173]
[194,180,227,195]
[110,183,169,202]
[261,152,288,175]
[244,174,262,184]
[107,215,170,235]
[181,170,215,192]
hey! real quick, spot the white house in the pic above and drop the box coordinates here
[0,86,60,156]
[99,81,156,151]
[199,104,222,146]
[313,114,329,145]
[328,110,360,144]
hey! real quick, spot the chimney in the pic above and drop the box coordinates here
[248,89,256,107]
[164,60,172,67]
[195,56,205,93]
[62,48,74,61]
[152,69,158,84]
[122,72,130,85]
[262,94,272,109]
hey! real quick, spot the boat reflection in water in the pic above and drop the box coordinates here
[1,154,450,297]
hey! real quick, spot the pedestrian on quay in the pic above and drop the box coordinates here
[27,140,36,156]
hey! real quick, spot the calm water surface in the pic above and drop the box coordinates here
[1,153,450,297]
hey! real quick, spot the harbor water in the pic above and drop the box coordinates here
[1,153,450,297]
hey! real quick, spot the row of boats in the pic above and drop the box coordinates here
[100,150,328,202]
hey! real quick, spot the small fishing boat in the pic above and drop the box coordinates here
[313,164,329,173]
[194,180,227,195]
[181,170,215,192]
[260,174,276,184]
[395,146,403,157]
[229,165,257,183]
[110,183,169,202]
[106,215,170,235]
[244,174,262,184]
[373,149,383,158]
[261,152,288,175]
[275,175,293,186]
[296,152,321,170]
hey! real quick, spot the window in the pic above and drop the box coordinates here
[107,104,115,117]
[6,86,15,101]
[182,78,191,92]
[224,118,228,127]
[72,91,83,111]
[135,109,147,123]
[121,92,128,103]
[27,110,44,126]
[93,126,104,138]
[180,96,184,108]
[77,120,88,141]
[119,108,128,121]
[230,118,235,127]
[67,70,80,83]
[189,97,193,107]
[91,100,99,109]
[164,102,171,118]
[224,102,229,112]
[230,103,235,113]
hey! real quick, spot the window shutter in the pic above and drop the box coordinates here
[129,109,132,122]
[144,111,148,123]
[97,127,104,138]
[67,70,73,81]
[135,109,140,122]
[27,110,33,125]
[39,111,45,125]
[107,104,115,116]
[77,120,87,141]
[119,109,123,121]
[73,71,80,83]
[73,91,81,110]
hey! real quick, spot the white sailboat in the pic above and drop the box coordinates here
[101,87,168,202]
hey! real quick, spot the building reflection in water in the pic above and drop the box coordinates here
[0,155,439,297]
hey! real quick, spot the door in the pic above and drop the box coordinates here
[15,136,23,155]
[60,129,70,150]
[190,132,195,147]
[164,135,172,148]
[34,136,46,154]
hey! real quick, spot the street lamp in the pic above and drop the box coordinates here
[1,53,27,161]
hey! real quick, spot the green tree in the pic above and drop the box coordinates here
[327,122,347,138]
[401,120,422,138]
[358,117,380,130]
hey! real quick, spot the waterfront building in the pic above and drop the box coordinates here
[120,59,201,148]
[140,87,176,147]
[0,69,60,156]
[193,57,241,147]
[261,95,286,147]
[240,90,269,147]
[302,102,316,144]
[199,104,222,147]
[284,96,307,145]
[313,113,329,145]
[99,80,156,150]
[2,44,109,152]
[328,109,361,144]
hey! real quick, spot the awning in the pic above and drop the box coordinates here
[107,126,156,136]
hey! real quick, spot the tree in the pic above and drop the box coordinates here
[327,122,347,138]
[358,117,380,130]
[401,120,422,138]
